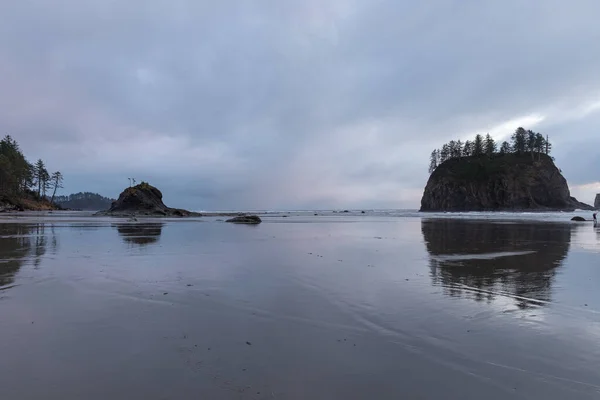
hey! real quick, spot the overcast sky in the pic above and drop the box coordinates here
[1,1,600,210]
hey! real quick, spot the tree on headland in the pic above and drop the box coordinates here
[428,127,553,174]
[0,135,61,206]
[49,171,64,204]
[34,159,50,198]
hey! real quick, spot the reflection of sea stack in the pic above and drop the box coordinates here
[421,220,571,307]
[96,182,199,217]
[115,223,163,246]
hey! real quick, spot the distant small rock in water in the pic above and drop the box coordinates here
[226,215,262,224]
[571,216,587,221]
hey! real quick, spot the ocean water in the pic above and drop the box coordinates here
[0,212,599,399]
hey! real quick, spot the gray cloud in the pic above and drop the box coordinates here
[1,0,600,209]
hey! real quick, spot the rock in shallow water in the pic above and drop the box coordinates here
[226,215,262,224]
[95,182,199,217]
[571,216,587,221]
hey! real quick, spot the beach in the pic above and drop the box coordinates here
[0,212,599,399]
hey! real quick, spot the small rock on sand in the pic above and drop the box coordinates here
[226,215,262,224]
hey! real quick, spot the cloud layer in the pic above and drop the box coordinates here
[2,0,600,209]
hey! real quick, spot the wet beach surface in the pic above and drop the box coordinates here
[1,214,599,399]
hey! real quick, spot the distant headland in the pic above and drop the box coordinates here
[421,128,593,212]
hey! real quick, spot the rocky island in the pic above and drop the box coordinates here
[421,129,593,212]
[95,182,262,222]
[95,182,201,217]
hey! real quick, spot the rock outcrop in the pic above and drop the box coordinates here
[96,182,200,217]
[595,194,600,209]
[225,215,262,224]
[420,153,593,211]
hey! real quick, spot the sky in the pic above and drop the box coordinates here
[1,0,600,211]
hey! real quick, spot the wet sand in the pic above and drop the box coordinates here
[0,215,599,399]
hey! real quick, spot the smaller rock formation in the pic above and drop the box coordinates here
[571,216,586,221]
[96,182,199,217]
[226,215,262,224]
[595,194,600,209]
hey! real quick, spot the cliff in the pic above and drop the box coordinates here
[420,153,592,211]
[595,194,600,209]
[95,182,200,217]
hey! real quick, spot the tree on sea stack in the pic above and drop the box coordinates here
[484,134,496,156]
[511,127,527,154]
[473,134,484,156]
[499,141,511,154]
[426,127,554,175]
[429,150,439,174]
[462,140,473,157]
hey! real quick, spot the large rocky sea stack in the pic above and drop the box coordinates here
[595,194,600,209]
[420,153,592,211]
[96,182,199,217]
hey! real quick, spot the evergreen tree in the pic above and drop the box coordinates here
[499,141,511,154]
[463,140,473,157]
[448,140,462,159]
[473,134,484,156]
[456,140,464,158]
[34,159,49,198]
[511,127,527,153]
[526,130,537,160]
[429,150,439,174]
[484,134,496,156]
[49,171,64,204]
[440,144,450,163]
[533,133,546,160]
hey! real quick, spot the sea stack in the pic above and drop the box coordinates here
[420,153,593,211]
[595,194,600,209]
[95,182,200,217]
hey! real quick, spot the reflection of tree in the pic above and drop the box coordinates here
[114,223,163,247]
[0,223,55,287]
[422,220,571,308]
[33,224,46,268]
